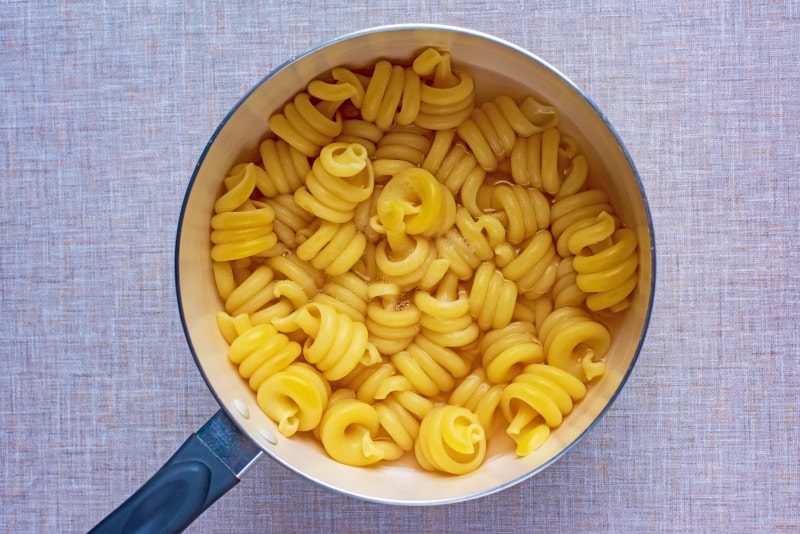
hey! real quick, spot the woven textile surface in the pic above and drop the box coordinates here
[2,2,798,532]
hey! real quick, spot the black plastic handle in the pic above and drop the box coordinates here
[90,410,262,534]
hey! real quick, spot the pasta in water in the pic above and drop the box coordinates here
[209,47,640,475]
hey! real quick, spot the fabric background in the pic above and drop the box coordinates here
[2,1,798,532]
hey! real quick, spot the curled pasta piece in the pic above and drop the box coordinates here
[435,206,507,280]
[335,119,384,157]
[263,194,316,249]
[337,361,411,404]
[258,138,311,196]
[312,272,370,323]
[481,322,544,384]
[550,188,614,243]
[222,264,276,316]
[467,262,518,331]
[296,219,367,276]
[227,323,302,391]
[392,332,470,397]
[308,66,368,110]
[486,183,550,246]
[266,253,324,300]
[257,362,331,438]
[447,368,505,431]
[413,49,475,130]
[294,142,375,223]
[320,398,404,466]
[570,213,639,313]
[501,230,559,297]
[537,306,611,381]
[375,390,434,451]
[210,165,278,262]
[512,293,553,334]
[415,272,479,348]
[414,405,486,475]
[215,310,253,345]
[361,61,418,130]
[551,257,588,309]
[268,92,343,158]
[366,282,421,354]
[373,125,433,168]
[500,363,587,455]
[456,95,559,172]
[272,302,380,381]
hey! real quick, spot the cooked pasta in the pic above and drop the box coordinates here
[273,302,381,381]
[209,46,640,474]
[319,397,405,466]
[294,142,375,223]
[257,362,330,438]
[366,282,421,354]
[447,368,505,431]
[414,405,486,475]
[500,363,587,455]
[537,306,611,381]
[481,322,545,384]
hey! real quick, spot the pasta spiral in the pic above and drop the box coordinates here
[227,322,302,391]
[500,363,587,455]
[481,322,545,384]
[412,48,475,131]
[447,368,505,431]
[263,193,316,249]
[569,212,639,312]
[366,282,421,354]
[273,302,381,381]
[258,138,311,196]
[501,230,559,297]
[296,219,367,276]
[415,273,479,348]
[434,206,507,280]
[414,405,486,475]
[210,164,278,262]
[457,95,559,172]
[257,362,330,438]
[312,271,370,323]
[268,91,343,158]
[467,262,518,331]
[392,332,470,397]
[375,390,434,451]
[319,397,404,466]
[294,142,375,223]
[538,306,611,381]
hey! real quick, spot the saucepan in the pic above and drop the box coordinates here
[91,24,655,532]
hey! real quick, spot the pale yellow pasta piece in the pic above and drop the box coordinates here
[501,363,587,455]
[447,368,505,431]
[480,322,544,384]
[374,390,433,451]
[273,302,380,381]
[467,262,517,331]
[414,405,486,475]
[537,306,611,381]
[320,397,404,466]
[257,362,331,437]
[227,323,302,391]
[365,282,421,354]
[391,331,470,398]
[294,142,375,223]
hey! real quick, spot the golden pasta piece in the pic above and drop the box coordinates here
[257,362,331,437]
[320,397,404,466]
[481,322,544,384]
[537,306,611,381]
[414,405,486,475]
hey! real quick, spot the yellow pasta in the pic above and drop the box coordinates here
[320,397,405,466]
[273,302,381,381]
[500,363,587,455]
[481,322,544,384]
[294,142,375,223]
[209,47,641,474]
[414,405,486,475]
[257,362,330,438]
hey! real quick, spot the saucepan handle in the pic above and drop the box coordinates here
[90,410,263,534]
